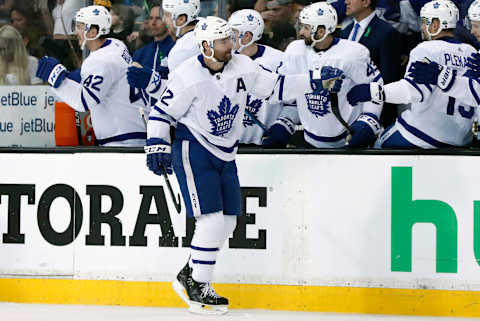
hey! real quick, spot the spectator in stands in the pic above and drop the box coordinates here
[109,4,135,43]
[40,0,82,70]
[339,0,401,128]
[256,0,299,50]
[51,0,82,40]
[0,25,42,85]
[10,7,48,58]
[0,0,13,25]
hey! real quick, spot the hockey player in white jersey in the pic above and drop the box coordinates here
[278,2,384,148]
[228,9,299,147]
[347,0,477,148]
[126,0,201,107]
[163,0,200,71]
[144,16,320,314]
[406,0,480,107]
[36,5,147,147]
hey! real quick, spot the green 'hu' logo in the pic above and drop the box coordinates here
[391,167,457,273]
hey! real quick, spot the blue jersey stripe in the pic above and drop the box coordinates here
[397,117,455,148]
[304,129,348,143]
[469,77,480,105]
[80,91,89,111]
[404,78,424,102]
[97,132,147,145]
[149,116,171,125]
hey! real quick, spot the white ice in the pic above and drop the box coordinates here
[0,303,475,321]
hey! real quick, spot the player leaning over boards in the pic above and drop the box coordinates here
[126,0,201,108]
[347,0,477,148]
[35,5,147,147]
[408,0,480,108]
[278,2,384,148]
[228,9,300,147]
[143,16,342,314]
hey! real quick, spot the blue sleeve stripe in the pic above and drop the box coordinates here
[84,87,100,104]
[153,106,168,115]
[80,91,89,111]
[373,74,382,82]
[259,64,272,73]
[278,75,285,101]
[404,78,424,102]
[425,84,433,92]
[149,116,170,124]
[469,77,480,105]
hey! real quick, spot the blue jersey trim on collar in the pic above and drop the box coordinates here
[197,54,227,75]
[100,39,112,49]
[438,37,461,44]
[178,28,194,40]
[314,37,340,53]
[251,45,266,60]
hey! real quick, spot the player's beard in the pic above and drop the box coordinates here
[300,35,313,46]
[215,50,232,63]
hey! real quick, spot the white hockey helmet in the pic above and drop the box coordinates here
[468,0,480,25]
[420,0,459,39]
[163,0,200,37]
[299,2,338,47]
[194,16,232,62]
[228,9,264,53]
[74,5,112,49]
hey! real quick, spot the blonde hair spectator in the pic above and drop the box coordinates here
[0,25,42,85]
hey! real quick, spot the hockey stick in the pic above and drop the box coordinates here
[330,92,352,142]
[245,109,267,132]
[60,5,83,145]
[139,108,182,214]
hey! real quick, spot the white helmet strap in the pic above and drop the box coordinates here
[237,31,255,53]
[201,40,218,62]
[425,18,442,40]
[81,24,101,50]
[310,25,328,47]
[172,14,191,37]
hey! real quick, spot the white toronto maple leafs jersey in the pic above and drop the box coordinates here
[52,38,147,146]
[168,30,199,72]
[278,39,383,148]
[148,54,279,161]
[240,44,299,145]
[383,38,476,147]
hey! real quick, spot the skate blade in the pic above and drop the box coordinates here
[188,301,228,315]
[172,280,190,306]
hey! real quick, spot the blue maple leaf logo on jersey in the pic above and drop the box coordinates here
[318,8,324,16]
[184,0,189,3]
[93,8,100,15]
[201,23,207,30]
[305,90,331,118]
[243,95,262,127]
[433,2,440,8]
[247,14,254,21]
[207,96,240,136]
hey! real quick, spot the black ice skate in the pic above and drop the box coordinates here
[172,262,228,315]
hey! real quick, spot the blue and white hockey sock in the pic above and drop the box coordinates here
[190,211,225,283]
